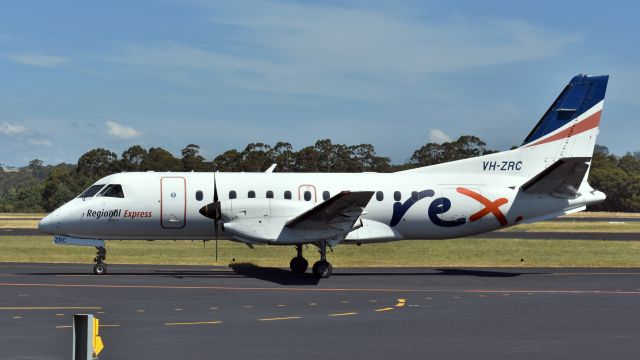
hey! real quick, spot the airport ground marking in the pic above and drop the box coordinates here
[396,299,406,307]
[2,283,640,295]
[375,307,394,312]
[258,316,301,321]
[0,306,102,311]
[56,324,120,329]
[165,321,222,326]
[329,312,358,317]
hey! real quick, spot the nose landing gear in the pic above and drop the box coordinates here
[93,246,107,275]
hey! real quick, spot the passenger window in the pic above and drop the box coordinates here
[411,191,419,201]
[99,184,124,198]
[229,190,237,199]
[266,190,274,199]
[304,191,312,201]
[376,191,384,201]
[195,190,203,201]
[284,191,292,200]
[323,191,330,201]
[394,191,401,201]
[78,184,105,198]
[248,190,256,198]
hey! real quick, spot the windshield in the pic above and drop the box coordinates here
[78,184,105,198]
[98,184,125,198]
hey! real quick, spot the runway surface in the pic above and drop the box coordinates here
[0,263,639,359]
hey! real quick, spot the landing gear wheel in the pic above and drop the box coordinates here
[93,263,107,275]
[312,260,332,278]
[290,256,309,274]
[93,246,107,275]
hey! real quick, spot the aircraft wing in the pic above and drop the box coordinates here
[285,191,374,231]
[521,157,591,197]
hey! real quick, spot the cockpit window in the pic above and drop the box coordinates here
[98,184,125,198]
[78,184,105,198]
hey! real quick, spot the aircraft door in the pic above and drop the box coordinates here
[161,177,186,229]
[298,185,317,203]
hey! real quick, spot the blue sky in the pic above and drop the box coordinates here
[1,0,638,166]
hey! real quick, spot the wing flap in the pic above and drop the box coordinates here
[285,191,374,231]
[521,157,591,197]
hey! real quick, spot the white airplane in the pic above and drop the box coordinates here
[39,74,609,278]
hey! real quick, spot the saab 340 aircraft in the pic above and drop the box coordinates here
[39,74,609,278]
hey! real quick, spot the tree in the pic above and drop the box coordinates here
[121,145,148,171]
[240,143,272,172]
[294,146,320,172]
[181,144,207,171]
[41,167,82,212]
[213,149,243,172]
[268,142,296,172]
[140,147,182,171]
[410,135,492,166]
[77,148,119,179]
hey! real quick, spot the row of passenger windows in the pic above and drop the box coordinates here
[196,190,422,202]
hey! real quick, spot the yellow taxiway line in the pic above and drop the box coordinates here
[258,316,300,321]
[165,321,222,326]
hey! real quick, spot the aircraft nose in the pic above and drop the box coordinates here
[38,213,58,234]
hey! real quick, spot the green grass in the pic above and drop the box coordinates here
[0,220,40,228]
[1,236,639,268]
[0,213,46,219]
[503,221,640,233]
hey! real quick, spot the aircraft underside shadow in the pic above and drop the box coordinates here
[229,263,321,285]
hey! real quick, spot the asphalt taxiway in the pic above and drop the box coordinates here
[1,263,639,359]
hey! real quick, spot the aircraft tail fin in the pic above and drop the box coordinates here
[520,74,608,159]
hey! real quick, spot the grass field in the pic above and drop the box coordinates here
[1,212,639,268]
[1,236,639,268]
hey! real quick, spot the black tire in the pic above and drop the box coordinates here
[93,263,107,275]
[312,260,332,278]
[290,257,308,274]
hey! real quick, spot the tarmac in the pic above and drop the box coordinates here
[0,263,639,359]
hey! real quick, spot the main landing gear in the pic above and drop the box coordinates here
[289,241,333,278]
[93,246,107,275]
[289,244,308,274]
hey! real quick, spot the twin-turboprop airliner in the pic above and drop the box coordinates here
[39,74,609,278]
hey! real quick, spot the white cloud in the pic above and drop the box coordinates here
[27,138,53,146]
[110,2,580,101]
[0,122,28,136]
[106,121,142,139]
[428,129,452,144]
[7,53,70,68]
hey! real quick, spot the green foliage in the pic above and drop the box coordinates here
[141,147,182,171]
[2,140,640,213]
[410,135,492,166]
[588,146,640,212]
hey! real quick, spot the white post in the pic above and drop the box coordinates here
[72,314,94,360]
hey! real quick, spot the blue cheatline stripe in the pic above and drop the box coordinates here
[522,74,609,146]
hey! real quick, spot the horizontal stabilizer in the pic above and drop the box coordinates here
[520,157,591,198]
[285,191,374,231]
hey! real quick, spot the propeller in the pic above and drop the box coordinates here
[199,172,222,260]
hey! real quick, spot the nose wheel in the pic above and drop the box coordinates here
[93,246,107,275]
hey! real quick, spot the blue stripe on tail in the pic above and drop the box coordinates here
[522,74,609,145]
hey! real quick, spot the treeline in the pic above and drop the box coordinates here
[0,138,638,213]
[588,145,640,212]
